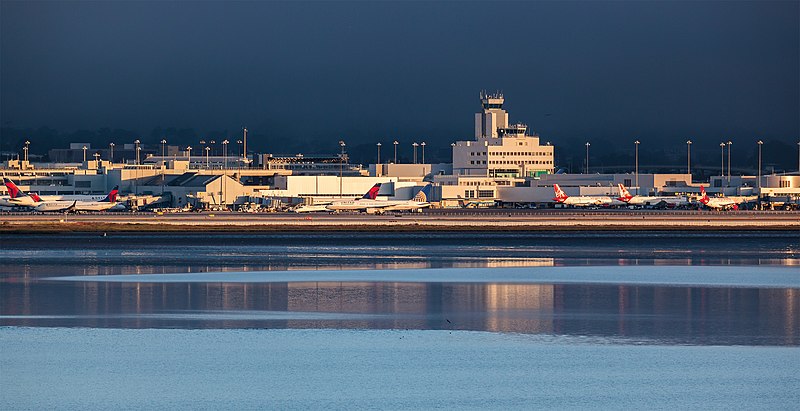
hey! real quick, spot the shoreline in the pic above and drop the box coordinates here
[1,223,799,234]
[1,211,799,233]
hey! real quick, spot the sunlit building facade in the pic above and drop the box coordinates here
[452,92,554,178]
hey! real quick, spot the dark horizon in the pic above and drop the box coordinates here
[1,1,798,170]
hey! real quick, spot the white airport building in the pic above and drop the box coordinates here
[452,91,554,178]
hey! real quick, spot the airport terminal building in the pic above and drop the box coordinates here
[3,92,799,210]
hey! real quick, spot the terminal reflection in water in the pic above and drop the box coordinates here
[2,279,797,346]
[2,232,798,345]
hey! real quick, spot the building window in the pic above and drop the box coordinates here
[478,190,494,198]
[465,190,475,198]
[624,179,632,187]
[75,181,91,188]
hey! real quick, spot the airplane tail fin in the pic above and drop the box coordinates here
[101,186,119,202]
[699,186,709,205]
[361,183,381,200]
[552,184,568,202]
[3,177,24,198]
[413,184,432,202]
[617,183,633,202]
[30,193,42,202]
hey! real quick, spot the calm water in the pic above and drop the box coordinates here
[2,231,799,409]
[1,231,798,345]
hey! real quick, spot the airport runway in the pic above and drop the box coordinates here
[1,209,798,232]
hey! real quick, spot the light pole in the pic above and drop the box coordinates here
[222,139,229,207]
[393,140,398,163]
[242,128,248,166]
[134,140,141,165]
[727,140,732,182]
[82,145,87,162]
[720,142,726,183]
[24,140,30,162]
[222,140,229,170]
[161,139,167,157]
[421,142,426,164]
[236,140,243,180]
[585,142,590,174]
[797,141,799,173]
[109,142,115,162]
[339,140,346,198]
[186,146,192,167]
[376,142,381,165]
[205,146,210,169]
[757,140,763,189]
[634,140,640,187]
[686,140,692,177]
[412,142,419,164]
[93,152,100,162]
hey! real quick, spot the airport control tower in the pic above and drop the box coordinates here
[475,91,509,139]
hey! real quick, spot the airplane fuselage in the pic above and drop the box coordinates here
[326,199,430,212]
[558,196,613,207]
[625,196,689,207]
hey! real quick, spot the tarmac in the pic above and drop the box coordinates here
[1,209,799,232]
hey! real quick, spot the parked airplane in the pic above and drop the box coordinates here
[293,204,332,213]
[698,186,738,210]
[1,177,38,207]
[32,186,119,212]
[616,184,689,208]
[22,189,121,203]
[294,184,381,213]
[552,184,613,207]
[326,183,432,213]
[459,199,497,208]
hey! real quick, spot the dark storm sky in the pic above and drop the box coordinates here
[1,1,798,152]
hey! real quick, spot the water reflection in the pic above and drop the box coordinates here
[2,232,798,346]
[2,279,797,346]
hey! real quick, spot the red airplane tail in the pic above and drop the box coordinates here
[361,183,381,200]
[3,177,23,198]
[617,183,633,202]
[699,186,710,205]
[101,186,119,202]
[552,184,568,202]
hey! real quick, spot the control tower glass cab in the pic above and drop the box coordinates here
[499,123,528,138]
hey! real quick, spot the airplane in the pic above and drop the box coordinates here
[293,204,332,213]
[326,183,432,213]
[552,184,613,207]
[31,186,120,212]
[459,199,497,209]
[616,184,689,208]
[698,186,738,210]
[1,177,39,207]
[294,183,382,213]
